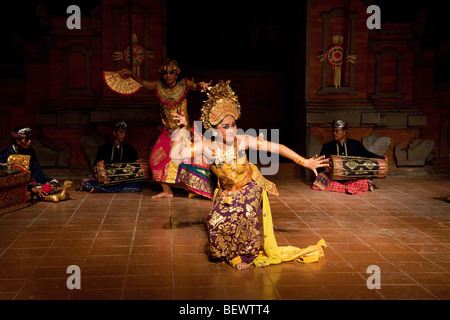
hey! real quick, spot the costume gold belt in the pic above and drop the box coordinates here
[218,163,254,191]
[219,175,253,192]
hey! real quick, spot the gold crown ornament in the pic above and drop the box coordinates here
[201,80,241,130]
[159,58,180,74]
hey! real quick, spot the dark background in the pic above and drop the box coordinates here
[1,0,448,81]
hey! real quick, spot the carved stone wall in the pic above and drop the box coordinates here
[305,0,438,171]
[32,0,165,168]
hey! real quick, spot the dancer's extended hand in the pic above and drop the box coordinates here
[302,155,329,176]
[172,112,187,128]
[119,69,134,77]
[198,81,212,93]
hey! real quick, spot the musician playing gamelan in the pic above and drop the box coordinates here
[313,120,387,195]
[80,121,142,193]
[0,126,61,199]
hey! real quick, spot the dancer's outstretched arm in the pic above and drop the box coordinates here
[243,135,329,176]
[186,79,212,93]
[119,69,156,91]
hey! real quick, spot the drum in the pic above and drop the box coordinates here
[96,160,150,186]
[328,155,388,181]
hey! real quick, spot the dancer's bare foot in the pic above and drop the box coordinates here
[90,187,97,194]
[235,262,250,271]
[152,192,173,199]
[152,183,173,199]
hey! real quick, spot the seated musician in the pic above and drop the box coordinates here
[80,121,142,193]
[312,120,387,195]
[0,126,61,199]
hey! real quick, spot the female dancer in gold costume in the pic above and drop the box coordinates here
[121,59,213,199]
[170,81,329,270]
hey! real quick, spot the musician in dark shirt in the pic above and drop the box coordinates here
[313,120,387,194]
[92,132,138,166]
[320,120,385,160]
[80,121,142,193]
[0,126,60,199]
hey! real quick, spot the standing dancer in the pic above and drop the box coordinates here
[121,59,213,199]
[170,81,329,270]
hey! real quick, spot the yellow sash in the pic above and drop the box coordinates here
[253,191,327,267]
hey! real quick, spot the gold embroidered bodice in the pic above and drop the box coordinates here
[156,78,189,132]
[210,139,279,197]
[160,99,189,132]
[211,153,252,192]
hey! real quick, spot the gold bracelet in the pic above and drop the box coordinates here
[294,155,306,166]
[256,136,262,150]
[190,142,196,159]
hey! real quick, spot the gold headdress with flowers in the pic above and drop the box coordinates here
[158,58,180,74]
[201,80,241,130]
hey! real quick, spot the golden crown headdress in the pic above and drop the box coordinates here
[158,58,180,74]
[201,80,241,130]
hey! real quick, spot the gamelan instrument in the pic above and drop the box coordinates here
[328,155,388,181]
[96,160,150,186]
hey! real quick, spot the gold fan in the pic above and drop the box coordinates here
[103,71,143,95]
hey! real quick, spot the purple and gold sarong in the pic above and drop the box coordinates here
[207,153,327,268]
[206,154,278,267]
[207,181,263,265]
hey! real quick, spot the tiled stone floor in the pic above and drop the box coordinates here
[0,174,449,300]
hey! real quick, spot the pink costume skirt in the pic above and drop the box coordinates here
[149,127,213,199]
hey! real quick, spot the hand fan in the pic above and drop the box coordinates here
[103,71,143,95]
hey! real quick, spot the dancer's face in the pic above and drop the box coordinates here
[217,116,237,143]
[162,70,178,87]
